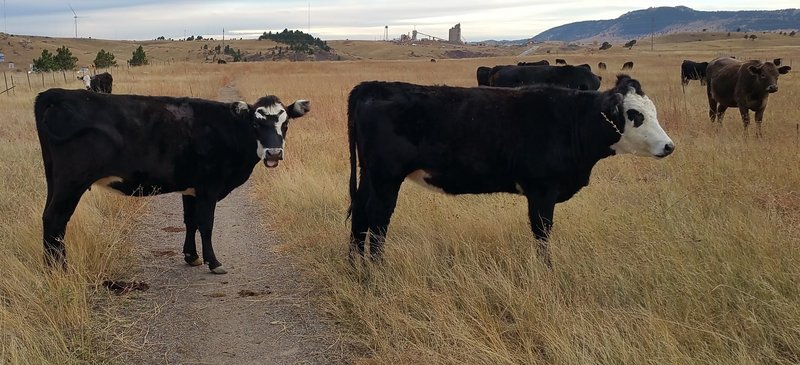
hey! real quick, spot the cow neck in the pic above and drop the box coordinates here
[573,97,621,167]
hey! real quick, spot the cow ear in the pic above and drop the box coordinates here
[747,65,762,75]
[603,92,625,116]
[230,101,250,118]
[778,66,791,75]
[287,100,310,119]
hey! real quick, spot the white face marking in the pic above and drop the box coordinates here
[406,170,447,194]
[255,104,288,137]
[92,176,125,195]
[82,75,91,88]
[610,90,674,158]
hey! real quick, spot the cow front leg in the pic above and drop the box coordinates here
[181,195,202,266]
[195,196,225,274]
[42,186,86,269]
[365,177,403,261]
[754,108,765,138]
[739,106,751,133]
[525,189,557,269]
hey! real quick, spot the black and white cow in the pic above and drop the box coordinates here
[347,75,674,265]
[490,64,602,90]
[34,89,310,273]
[79,72,113,93]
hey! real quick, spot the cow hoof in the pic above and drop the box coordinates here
[184,254,203,266]
[210,266,227,275]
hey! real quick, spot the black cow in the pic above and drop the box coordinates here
[598,62,607,70]
[34,89,310,273]
[79,72,113,93]
[681,60,709,86]
[621,61,634,70]
[490,64,602,90]
[555,58,567,65]
[217,59,227,64]
[518,60,550,66]
[346,75,675,265]
[476,66,493,86]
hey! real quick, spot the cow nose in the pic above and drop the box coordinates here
[265,148,283,160]
[767,85,778,93]
[663,143,675,156]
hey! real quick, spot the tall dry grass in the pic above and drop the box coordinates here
[0,63,227,364]
[233,52,800,363]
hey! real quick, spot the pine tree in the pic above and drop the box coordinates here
[93,49,118,68]
[129,46,149,66]
[54,46,78,70]
[32,49,57,72]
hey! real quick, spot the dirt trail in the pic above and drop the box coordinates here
[123,85,344,365]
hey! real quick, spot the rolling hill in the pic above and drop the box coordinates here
[532,6,800,43]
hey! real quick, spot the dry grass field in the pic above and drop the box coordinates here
[0,32,799,364]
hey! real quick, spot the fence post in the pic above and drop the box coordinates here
[10,75,15,96]
[51,72,56,84]
[3,72,8,98]
[62,70,67,83]
[26,71,31,90]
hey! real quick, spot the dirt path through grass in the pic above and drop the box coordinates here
[123,84,343,365]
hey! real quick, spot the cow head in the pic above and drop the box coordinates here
[746,62,791,93]
[604,75,675,158]
[78,75,91,90]
[231,96,310,168]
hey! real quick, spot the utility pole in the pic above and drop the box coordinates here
[307,2,311,34]
[651,16,654,51]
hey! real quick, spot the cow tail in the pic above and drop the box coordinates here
[346,89,358,221]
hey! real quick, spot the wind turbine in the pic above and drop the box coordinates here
[69,4,80,38]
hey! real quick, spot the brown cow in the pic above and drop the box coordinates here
[706,57,791,136]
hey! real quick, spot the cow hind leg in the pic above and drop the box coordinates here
[364,178,403,261]
[42,185,86,269]
[181,195,202,266]
[349,175,369,262]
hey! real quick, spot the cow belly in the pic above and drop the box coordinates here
[405,169,517,195]
[92,176,190,196]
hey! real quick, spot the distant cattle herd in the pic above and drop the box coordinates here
[38,50,791,273]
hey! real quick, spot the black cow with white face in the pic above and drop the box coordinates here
[347,75,674,265]
[34,89,309,273]
[490,64,602,90]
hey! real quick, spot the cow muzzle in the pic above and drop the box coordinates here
[766,85,778,93]
[263,148,283,168]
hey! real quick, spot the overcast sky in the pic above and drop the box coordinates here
[1,1,797,41]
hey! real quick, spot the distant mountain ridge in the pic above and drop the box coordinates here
[532,6,800,42]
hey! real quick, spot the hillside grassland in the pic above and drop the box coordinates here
[0,33,798,364]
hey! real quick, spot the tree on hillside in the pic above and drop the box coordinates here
[93,49,117,68]
[32,49,57,72]
[599,41,612,50]
[790,31,796,37]
[128,46,149,66]
[623,40,637,49]
[749,34,757,41]
[54,46,78,71]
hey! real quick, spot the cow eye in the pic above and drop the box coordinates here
[626,109,645,128]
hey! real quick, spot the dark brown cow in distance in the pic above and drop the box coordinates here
[706,57,791,136]
[518,60,549,66]
[555,58,567,65]
[621,61,634,70]
[598,62,607,70]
